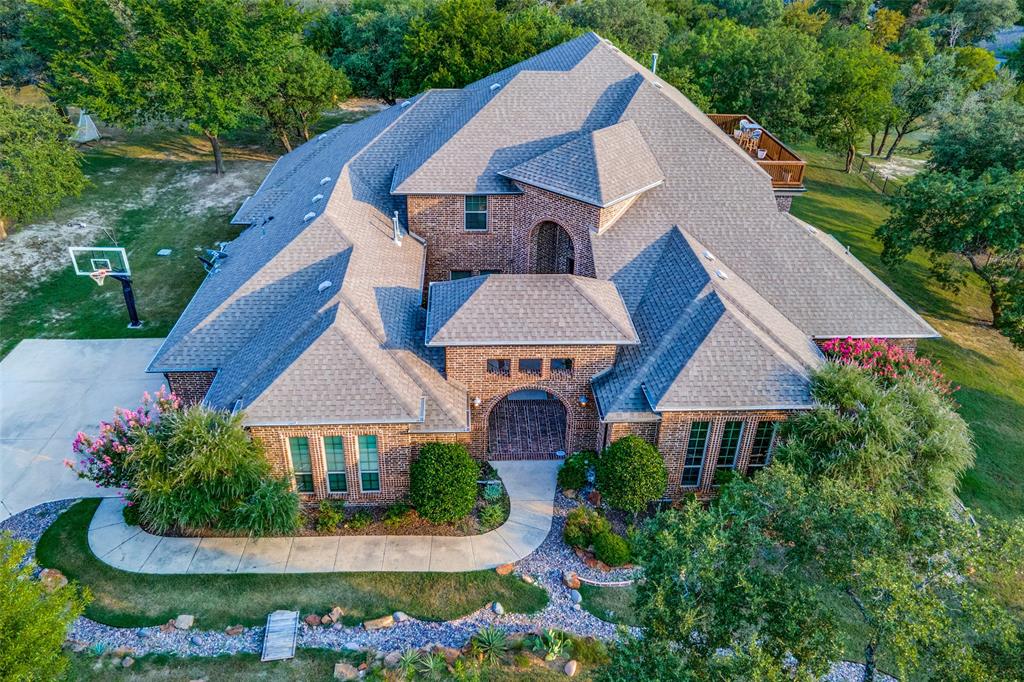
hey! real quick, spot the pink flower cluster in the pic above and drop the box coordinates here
[820,337,955,396]
[66,387,181,489]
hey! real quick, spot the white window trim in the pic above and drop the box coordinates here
[464,196,488,232]
[357,435,381,494]
[717,421,745,471]
[323,435,347,494]
[683,422,711,489]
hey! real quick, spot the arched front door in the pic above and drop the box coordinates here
[532,221,575,274]
[487,389,568,458]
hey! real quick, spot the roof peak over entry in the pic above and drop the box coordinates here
[499,119,664,207]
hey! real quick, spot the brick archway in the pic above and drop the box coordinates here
[485,386,572,459]
[529,220,576,275]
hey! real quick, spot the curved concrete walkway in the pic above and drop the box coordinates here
[87,460,559,574]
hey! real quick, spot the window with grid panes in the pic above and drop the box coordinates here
[681,421,710,487]
[358,435,380,492]
[288,437,313,493]
[323,436,346,493]
[464,196,487,231]
[716,421,744,471]
[747,421,778,473]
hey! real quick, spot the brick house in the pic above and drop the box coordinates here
[147,33,936,504]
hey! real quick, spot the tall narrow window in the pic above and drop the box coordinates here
[288,437,313,493]
[747,421,778,473]
[464,196,487,231]
[716,421,744,471]
[324,435,347,493]
[358,435,380,492]
[681,421,710,487]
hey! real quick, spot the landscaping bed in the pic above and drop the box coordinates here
[36,498,547,630]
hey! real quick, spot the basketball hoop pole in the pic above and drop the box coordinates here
[110,274,142,328]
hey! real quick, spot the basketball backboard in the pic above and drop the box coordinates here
[69,246,130,278]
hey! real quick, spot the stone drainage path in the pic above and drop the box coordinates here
[87,460,559,573]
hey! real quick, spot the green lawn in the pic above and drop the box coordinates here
[578,583,639,628]
[793,144,1024,536]
[39,499,548,630]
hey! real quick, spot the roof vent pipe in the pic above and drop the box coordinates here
[651,53,658,74]
[392,210,403,245]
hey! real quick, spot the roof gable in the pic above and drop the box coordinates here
[499,119,663,207]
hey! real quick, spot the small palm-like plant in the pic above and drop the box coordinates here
[416,652,449,680]
[397,649,423,680]
[470,626,508,664]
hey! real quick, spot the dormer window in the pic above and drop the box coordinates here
[464,196,487,231]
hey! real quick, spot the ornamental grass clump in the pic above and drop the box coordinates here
[410,443,479,523]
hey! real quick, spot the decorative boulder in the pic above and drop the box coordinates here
[495,563,514,576]
[587,490,602,507]
[393,611,409,622]
[522,575,535,584]
[565,660,579,677]
[333,662,359,680]
[563,489,577,499]
[569,589,582,604]
[562,571,581,589]
[383,651,402,668]
[38,568,68,592]
[304,613,322,627]
[492,601,505,615]
[225,625,244,637]
[330,606,344,622]
[363,614,395,631]
[321,614,333,625]
[174,614,195,630]
[122,657,135,668]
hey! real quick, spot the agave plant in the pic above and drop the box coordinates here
[397,649,424,680]
[416,652,449,680]
[470,625,508,664]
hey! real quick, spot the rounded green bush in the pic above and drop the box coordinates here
[595,436,668,515]
[592,531,631,567]
[410,443,480,523]
[563,506,611,549]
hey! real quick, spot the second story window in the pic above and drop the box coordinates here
[487,359,510,376]
[519,358,541,376]
[550,358,573,374]
[450,270,473,280]
[465,196,487,231]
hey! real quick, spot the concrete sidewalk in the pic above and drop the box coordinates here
[0,339,164,520]
[87,460,559,574]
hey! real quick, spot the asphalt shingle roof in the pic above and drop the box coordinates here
[425,275,638,346]
[499,119,663,207]
[150,32,937,426]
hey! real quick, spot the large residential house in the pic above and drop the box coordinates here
[148,34,936,503]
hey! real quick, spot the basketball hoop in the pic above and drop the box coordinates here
[89,268,110,286]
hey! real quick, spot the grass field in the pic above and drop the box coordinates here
[38,499,548,629]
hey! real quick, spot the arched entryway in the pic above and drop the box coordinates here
[532,221,575,274]
[487,389,569,458]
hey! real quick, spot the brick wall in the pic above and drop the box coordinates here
[605,409,793,500]
[164,371,216,405]
[407,182,647,296]
[445,344,617,458]
[250,423,471,504]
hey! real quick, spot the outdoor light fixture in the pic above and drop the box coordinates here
[578,395,589,407]
[473,397,482,408]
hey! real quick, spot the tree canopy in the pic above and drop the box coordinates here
[0,94,85,237]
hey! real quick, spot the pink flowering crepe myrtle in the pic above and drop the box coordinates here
[66,387,181,490]
[820,337,956,397]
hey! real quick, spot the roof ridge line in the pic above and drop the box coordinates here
[566,276,637,342]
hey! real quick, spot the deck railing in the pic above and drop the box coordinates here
[708,114,806,189]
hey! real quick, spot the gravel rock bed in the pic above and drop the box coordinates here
[12,499,889,682]
[0,498,76,568]
[548,492,640,584]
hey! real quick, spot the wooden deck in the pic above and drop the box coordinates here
[261,610,298,662]
[708,114,806,189]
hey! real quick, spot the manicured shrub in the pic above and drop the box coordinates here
[122,501,141,527]
[316,499,345,533]
[557,451,594,491]
[479,503,505,530]
[563,506,611,549]
[595,436,668,516]
[593,531,631,567]
[346,510,373,530]
[410,443,479,523]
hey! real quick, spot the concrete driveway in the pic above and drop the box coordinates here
[0,339,163,520]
